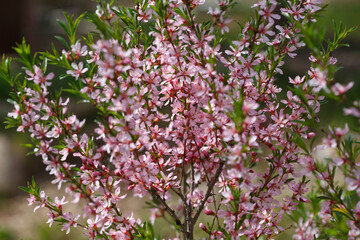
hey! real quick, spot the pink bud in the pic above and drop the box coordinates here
[199,223,209,233]
[307,132,316,139]
[204,208,215,216]
[309,55,318,63]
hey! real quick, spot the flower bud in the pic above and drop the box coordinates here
[199,223,209,233]
[307,132,316,139]
[204,208,215,216]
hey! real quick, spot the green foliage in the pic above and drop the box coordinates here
[0,229,15,240]
[57,12,87,46]
[134,222,159,240]
[13,38,37,71]
[18,177,41,196]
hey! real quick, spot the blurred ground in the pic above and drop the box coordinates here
[0,0,359,239]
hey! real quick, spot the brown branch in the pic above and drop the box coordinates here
[149,187,186,234]
[192,160,225,224]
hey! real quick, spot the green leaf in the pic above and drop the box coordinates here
[18,186,32,194]
[57,19,71,37]
[13,38,35,70]
[54,35,70,49]
[58,12,86,45]
[290,131,310,155]
[21,143,33,148]
[332,207,352,220]
[86,13,113,39]
[0,56,14,86]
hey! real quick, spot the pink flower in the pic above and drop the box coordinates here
[318,135,337,149]
[27,194,37,206]
[8,102,21,119]
[67,62,88,80]
[332,123,349,138]
[208,7,221,17]
[59,147,71,161]
[258,209,273,225]
[193,0,205,6]
[259,4,280,26]
[346,170,360,196]
[33,190,47,212]
[289,75,305,85]
[218,15,232,34]
[46,125,62,138]
[308,67,327,92]
[46,211,57,227]
[344,107,360,118]
[331,82,354,95]
[71,42,88,58]
[61,212,80,234]
[26,65,54,88]
[52,196,68,211]
[281,4,305,21]
[96,3,115,20]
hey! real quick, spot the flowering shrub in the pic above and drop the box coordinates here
[1,0,358,239]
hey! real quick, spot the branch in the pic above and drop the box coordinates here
[149,187,186,233]
[192,160,225,224]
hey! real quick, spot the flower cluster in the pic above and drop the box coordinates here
[2,0,358,239]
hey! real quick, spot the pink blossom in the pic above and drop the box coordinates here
[289,75,305,85]
[331,81,354,95]
[61,212,80,234]
[344,106,360,118]
[259,4,280,26]
[332,123,349,138]
[218,15,232,34]
[33,190,47,212]
[281,4,305,21]
[293,214,319,240]
[346,170,360,196]
[308,67,327,92]
[67,62,88,80]
[71,42,88,58]
[52,196,68,211]
[46,211,57,227]
[26,65,54,88]
[8,102,21,119]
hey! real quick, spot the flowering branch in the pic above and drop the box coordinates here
[2,0,358,239]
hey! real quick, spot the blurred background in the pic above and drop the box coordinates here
[0,0,358,239]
